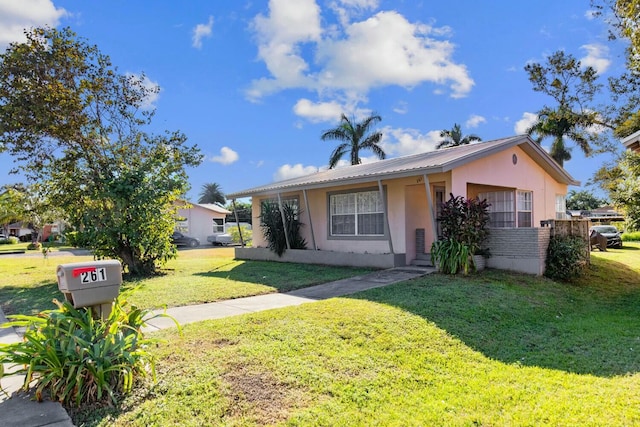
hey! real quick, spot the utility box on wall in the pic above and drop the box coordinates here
[56,260,122,319]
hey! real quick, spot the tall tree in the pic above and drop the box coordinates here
[0,185,23,236]
[0,27,202,275]
[591,0,640,137]
[566,189,607,211]
[321,113,385,169]
[524,51,611,166]
[198,183,226,205]
[437,123,481,149]
[594,151,640,230]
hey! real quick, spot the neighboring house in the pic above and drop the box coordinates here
[621,129,640,153]
[42,221,66,241]
[175,201,231,244]
[586,206,625,222]
[227,135,579,275]
[7,222,33,239]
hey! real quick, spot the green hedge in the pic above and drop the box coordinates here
[622,231,640,241]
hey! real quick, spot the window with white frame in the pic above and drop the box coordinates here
[479,191,514,227]
[517,191,533,227]
[555,194,567,219]
[329,190,384,236]
[479,190,533,228]
[213,218,224,233]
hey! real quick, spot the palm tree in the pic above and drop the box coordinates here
[321,113,385,169]
[526,106,594,167]
[198,183,225,205]
[437,123,481,149]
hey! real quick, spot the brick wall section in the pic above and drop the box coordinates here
[486,228,551,258]
[485,228,551,275]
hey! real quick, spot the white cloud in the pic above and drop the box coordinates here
[247,0,322,99]
[126,73,160,109]
[329,0,379,27]
[293,98,372,123]
[248,6,473,101]
[0,0,67,50]
[465,114,486,128]
[580,43,611,74]
[210,146,239,165]
[514,112,538,135]
[293,99,343,122]
[380,126,440,157]
[192,15,214,49]
[393,101,408,114]
[273,163,318,181]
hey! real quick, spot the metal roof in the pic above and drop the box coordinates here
[194,203,231,214]
[227,135,579,198]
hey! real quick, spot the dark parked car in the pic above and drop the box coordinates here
[589,225,623,249]
[171,231,200,247]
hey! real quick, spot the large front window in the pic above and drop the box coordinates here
[330,190,384,236]
[479,190,533,228]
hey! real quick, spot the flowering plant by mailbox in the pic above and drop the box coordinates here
[56,260,122,308]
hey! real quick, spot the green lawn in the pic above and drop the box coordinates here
[0,247,374,315]
[67,243,640,426]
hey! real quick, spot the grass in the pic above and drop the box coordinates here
[0,247,374,315]
[66,243,640,426]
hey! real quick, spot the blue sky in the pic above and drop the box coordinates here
[0,1,628,201]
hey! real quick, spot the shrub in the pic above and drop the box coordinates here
[27,241,42,250]
[227,225,252,245]
[622,231,640,241]
[544,235,587,281]
[0,295,180,407]
[439,194,490,256]
[259,201,306,256]
[0,236,18,245]
[65,230,92,248]
[431,239,471,275]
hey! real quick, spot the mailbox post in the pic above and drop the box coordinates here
[56,260,123,320]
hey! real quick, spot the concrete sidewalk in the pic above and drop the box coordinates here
[1,266,434,426]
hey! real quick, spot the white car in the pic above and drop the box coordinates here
[207,233,233,246]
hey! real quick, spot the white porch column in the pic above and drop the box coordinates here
[423,174,438,241]
[302,189,317,250]
[378,179,394,254]
[231,199,245,247]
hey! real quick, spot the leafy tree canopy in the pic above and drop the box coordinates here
[524,51,614,167]
[593,151,640,230]
[591,0,640,137]
[566,189,607,211]
[0,27,203,275]
[321,113,385,169]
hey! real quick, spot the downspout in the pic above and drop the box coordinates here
[231,199,244,247]
[302,189,317,250]
[277,193,291,250]
[378,179,394,254]
[423,174,438,241]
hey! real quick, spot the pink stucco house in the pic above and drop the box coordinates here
[227,135,579,275]
[175,201,231,244]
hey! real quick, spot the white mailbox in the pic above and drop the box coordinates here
[57,260,122,309]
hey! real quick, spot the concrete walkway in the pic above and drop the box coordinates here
[0,266,434,426]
